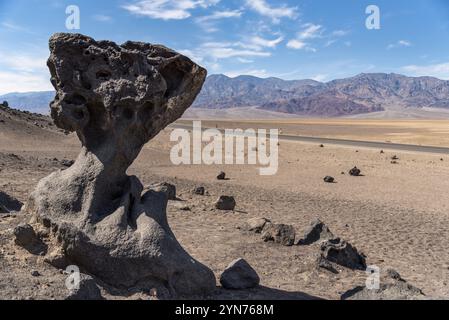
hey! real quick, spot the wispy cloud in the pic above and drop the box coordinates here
[387,40,412,50]
[402,62,449,79]
[246,0,297,23]
[122,0,219,20]
[249,35,284,49]
[286,23,322,52]
[0,51,51,95]
[196,9,242,22]
[195,9,242,32]
[224,68,270,78]
[92,14,113,22]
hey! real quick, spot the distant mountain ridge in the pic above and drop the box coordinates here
[0,91,54,114]
[2,73,449,117]
[193,73,449,116]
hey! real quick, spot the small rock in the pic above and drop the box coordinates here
[320,238,366,270]
[242,217,271,233]
[386,269,405,282]
[31,270,40,277]
[316,255,338,274]
[262,223,296,246]
[220,258,260,290]
[323,176,335,183]
[298,219,335,245]
[341,281,425,300]
[391,155,399,160]
[14,224,38,248]
[65,274,103,300]
[217,171,226,180]
[349,166,361,176]
[215,196,236,211]
[148,182,176,200]
[319,144,324,148]
[380,150,384,154]
[391,160,398,164]
[193,186,205,195]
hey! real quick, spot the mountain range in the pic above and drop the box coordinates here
[2,73,449,117]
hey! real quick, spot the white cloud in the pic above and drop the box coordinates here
[196,10,242,22]
[246,0,297,23]
[93,14,112,22]
[224,69,269,78]
[122,0,219,20]
[0,51,52,95]
[0,71,53,95]
[402,62,449,79]
[298,23,323,40]
[286,23,322,52]
[286,39,306,49]
[249,35,284,48]
[387,40,412,50]
[332,30,349,37]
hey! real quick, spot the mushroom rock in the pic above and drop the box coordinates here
[24,33,215,298]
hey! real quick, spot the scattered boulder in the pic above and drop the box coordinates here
[148,182,177,200]
[316,255,338,274]
[220,258,260,290]
[65,274,103,300]
[391,160,398,164]
[262,223,296,246]
[391,155,399,160]
[13,224,47,255]
[215,196,236,210]
[323,176,335,183]
[319,144,324,148]
[298,219,335,245]
[217,171,226,180]
[386,268,405,282]
[0,191,23,213]
[193,186,205,195]
[320,238,366,270]
[341,278,425,300]
[349,166,361,176]
[380,150,384,154]
[31,270,41,277]
[242,217,271,233]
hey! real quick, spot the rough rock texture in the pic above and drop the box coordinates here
[217,172,226,180]
[349,167,362,176]
[193,186,205,195]
[22,33,215,298]
[298,219,335,245]
[242,217,271,233]
[148,182,176,200]
[66,274,103,300]
[215,196,236,210]
[220,258,260,290]
[320,238,367,270]
[341,270,425,300]
[262,223,296,246]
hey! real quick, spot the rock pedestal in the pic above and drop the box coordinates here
[22,33,215,298]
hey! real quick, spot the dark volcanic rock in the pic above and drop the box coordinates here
[60,159,74,167]
[215,196,236,210]
[217,171,226,180]
[349,166,362,176]
[22,33,215,298]
[13,224,47,255]
[323,176,335,183]
[193,186,205,195]
[298,219,335,245]
[149,182,177,200]
[0,191,23,213]
[220,258,260,290]
[262,223,296,246]
[320,238,366,270]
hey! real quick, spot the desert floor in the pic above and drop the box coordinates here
[1,117,449,299]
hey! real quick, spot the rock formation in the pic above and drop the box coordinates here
[21,33,215,298]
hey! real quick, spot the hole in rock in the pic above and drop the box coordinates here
[66,94,86,106]
[159,61,186,99]
[96,70,111,80]
[73,109,84,120]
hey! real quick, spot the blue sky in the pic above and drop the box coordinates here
[1,0,449,94]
